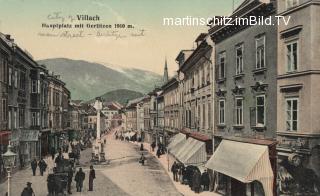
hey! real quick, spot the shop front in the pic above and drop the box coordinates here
[40,129,50,157]
[277,134,320,195]
[0,131,11,179]
[206,138,277,196]
[20,130,40,163]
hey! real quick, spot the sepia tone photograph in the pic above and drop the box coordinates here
[0,0,319,195]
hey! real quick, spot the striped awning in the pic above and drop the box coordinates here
[205,140,274,196]
[173,137,207,165]
[167,133,186,151]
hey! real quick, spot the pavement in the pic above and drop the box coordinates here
[130,141,221,196]
[0,130,181,196]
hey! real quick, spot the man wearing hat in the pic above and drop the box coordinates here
[21,182,35,196]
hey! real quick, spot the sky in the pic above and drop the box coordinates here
[0,0,244,76]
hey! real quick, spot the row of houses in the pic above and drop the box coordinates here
[0,33,71,174]
[0,32,123,180]
[122,0,320,195]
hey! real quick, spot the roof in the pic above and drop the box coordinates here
[126,96,146,108]
[195,33,208,43]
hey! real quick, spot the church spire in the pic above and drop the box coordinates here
[163,57,169,84]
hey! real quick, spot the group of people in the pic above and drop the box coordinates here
[30,157,48,176]
[151,142,166,158]
[170,161,210,194]
[73,165,96,192]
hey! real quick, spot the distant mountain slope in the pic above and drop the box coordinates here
[38,58,162,100]
[88,89,144,105]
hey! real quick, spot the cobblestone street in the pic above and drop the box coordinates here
[0,132,181,196]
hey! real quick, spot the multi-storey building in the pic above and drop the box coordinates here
[276,0,320,194]
[136,100,144,141]
[172,34,214,167]
[148,88,161,145]
[125,100,138,132]
[142,96,151,143]
[163,77,180,145]
[68,100,82,141]
[155,92,165,145]
[47,74,70,151]
[31,64,49,157]
[0,33,11,177]
[5,36,42,166]
[101,102,121,129]
[206,1,278,195]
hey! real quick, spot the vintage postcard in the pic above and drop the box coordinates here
[0,0,319,195]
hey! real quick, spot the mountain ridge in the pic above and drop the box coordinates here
[38,58,162,101]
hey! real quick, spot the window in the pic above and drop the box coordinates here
[1,99,7,121]
[256,95,265,126]
[236,45,244,75]
[256,36,265,69]
[235,98,243,125]
[218,52,226,79]
[286,0,299,9]
[14,110,17,129]
[19,107,25,127]
[286,98,298,131]
[31,80,38,93]
[219,100,225,125]
[202,103,206,128]
[14,70,18,88]
[8,67,12,86]
[208,102,212,129]
[286,42,298,72]
[8,110,11,129]
[31,112,39,126]
[19,71,26,90]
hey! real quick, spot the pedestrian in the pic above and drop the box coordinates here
[192,170,201,193]
[201,169,210,191]
[156,148,161,158]
[89,165,96,191]
[151,142,156,152]
[21,182,35,196]
[74,167,85,192]
[50,147,55,160]
[139,153,146,166]
[47,173,55,196]
[38,157,47,176]
[67,165,73,194]
[30,158,37,176]
[140,143,144,151]
[171,161,178,182]
[104,138,106,144]
[55,151,64,167]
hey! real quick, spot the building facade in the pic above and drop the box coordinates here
[0,33,11,177]
[208,1,278,195]
[276,0,320,194]
[176,33,214,162]
[142,96,151,143]
[162,77,180,144]
[47,74,69,151]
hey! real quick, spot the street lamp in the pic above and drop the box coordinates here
[2,142,17,196]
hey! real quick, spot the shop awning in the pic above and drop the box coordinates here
[20,130,40,142]
[167,133,186,151]
[174,137,207,165]
[205,140,274,196]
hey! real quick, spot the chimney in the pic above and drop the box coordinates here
[5,34,10,40]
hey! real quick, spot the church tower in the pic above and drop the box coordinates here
[163,58,169,84]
